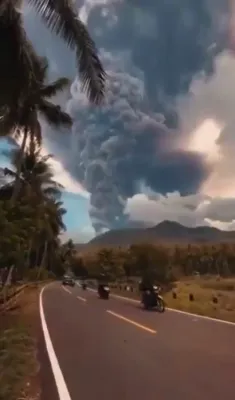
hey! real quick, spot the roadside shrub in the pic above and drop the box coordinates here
[189,293,194,301]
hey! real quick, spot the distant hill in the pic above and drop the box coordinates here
[83,221,235,248]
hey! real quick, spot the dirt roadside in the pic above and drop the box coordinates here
[0,284,49,400]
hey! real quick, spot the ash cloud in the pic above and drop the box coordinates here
[22,0,234,233]
[67,52,208,232]
[86,0,231,127]
[67,0,232,233]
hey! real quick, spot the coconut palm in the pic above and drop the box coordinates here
[0,58,72,199]
[0,141,64,201]
[1,57,72,142]
[0,0,105,126]
[35,199,67,274]
[0,142,67,274]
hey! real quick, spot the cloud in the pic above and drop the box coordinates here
[60,225,95,243]
[39,142,89,197]
[21,0,235,235]
[12,128,89,197]
[67,52,208,232]
[125,190,235,231]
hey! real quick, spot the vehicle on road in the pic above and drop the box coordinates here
[141,285,165,312]
[98,283,110,299]
[62,275,75,287]
[82,282,87,290]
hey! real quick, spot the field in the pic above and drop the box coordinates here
[0,285,41,400]
[109,276,235,323]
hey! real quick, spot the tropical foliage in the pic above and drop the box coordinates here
[72,242,235,284]
[0,0,106,284]
[0,0,105,139]
[0,141,69,283]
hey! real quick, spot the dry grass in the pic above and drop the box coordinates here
[0,285,42,400]
[164,277,235,322]
[110,277,235,323]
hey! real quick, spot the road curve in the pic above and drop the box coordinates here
[40,283,235,400]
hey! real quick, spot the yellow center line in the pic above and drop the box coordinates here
[62,287,72,295]
[106,310,157,334]
[76,296,87,302]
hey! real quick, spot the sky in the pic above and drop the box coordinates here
[2,0,235,242]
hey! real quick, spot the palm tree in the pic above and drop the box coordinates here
[1,58,72,199]
[36,199,67,275]
[0,4,43,128]
[0,0,105,125]
[0,142,67,275]
[2,57,72,142]
[0,141,64,201]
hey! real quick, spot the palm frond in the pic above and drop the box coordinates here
[43,186,62,200]
[36,56,49,83]
[3,167,17,178]
[0,5,43,113]
[40,77,70,98]
[40,154,54,164]
[38,99,72,127]
[28,0,106,104]
[44,179,64,190]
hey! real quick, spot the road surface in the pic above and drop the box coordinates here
[40,282,235,400]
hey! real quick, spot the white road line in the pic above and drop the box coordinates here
[76,295,87,302]
[39,285,72,400]
[84,285,235,327]
[62,286,72,295]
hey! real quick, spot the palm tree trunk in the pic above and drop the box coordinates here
[37,241,48,280]
[2,265,14,311]
[25,239,33,270]
[11,127,27,202]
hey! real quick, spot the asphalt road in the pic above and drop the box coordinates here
[40,282,235,400]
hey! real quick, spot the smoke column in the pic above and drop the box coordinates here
[67,0,233,233]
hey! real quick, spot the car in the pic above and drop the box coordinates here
[62,275,75,287]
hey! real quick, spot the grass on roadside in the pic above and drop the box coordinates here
[164,278,235,322]
[0,285,41,400]
[110,277,235,323]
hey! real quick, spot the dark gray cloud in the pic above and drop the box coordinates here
[66,0,231,233]
[86,0,231,127]
[67,57,209,232]
[23,0,235,233]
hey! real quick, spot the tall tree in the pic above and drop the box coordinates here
[0,0,105,126]
[0,143,67,276]
[1,58,72,199]
[2,142,63,200]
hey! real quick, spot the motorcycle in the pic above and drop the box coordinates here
[82,282,87,290]
[141,285,165,312]
[98,284,110,299]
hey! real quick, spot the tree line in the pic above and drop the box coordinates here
[0,3,106,284]
[71,243,235,284]
[0,139,77,283]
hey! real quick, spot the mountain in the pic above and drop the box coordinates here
[86,221,235,247]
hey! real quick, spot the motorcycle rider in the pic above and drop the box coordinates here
[97,272,109,296]
[139,275,156,306]
[139,276,154,292]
